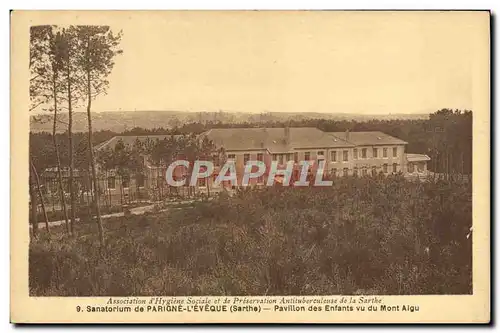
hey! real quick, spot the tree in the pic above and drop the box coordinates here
[46,28,71,234]
[131,139,146,202]
[60,27,82,236]
[96,146,115,208]
[112,139,129,206]
[147,137,177,200]
[29,170,38,238]
[30,160,50,232]
[76,26,123,246]
[199,136,218,198]
[29,25,53,235]
[29,26,52,111]
[182,134,203,197]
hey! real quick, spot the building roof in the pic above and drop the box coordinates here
[329,131,408,146]
[200,127,354,152]
[95,134,185,151]
[406,153,431,162]
[95,129,407,153]
[41,167,86,178]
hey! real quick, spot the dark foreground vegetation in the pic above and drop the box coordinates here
[29,176,472,296]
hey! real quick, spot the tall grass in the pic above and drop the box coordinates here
[29,175,472,296]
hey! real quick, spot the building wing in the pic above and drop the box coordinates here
[94,134,186,151]
[406,153,431,162]
[201,127,354,152]
[329,131,408,146]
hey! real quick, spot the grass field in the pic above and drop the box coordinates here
[29,175,472,296]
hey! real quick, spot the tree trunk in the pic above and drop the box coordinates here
[206,176,210,198]
[51,189,55,212]
[135,173,140,203]
[107,173,112,208]
[157,167,162,201]
[86,66,104,246]
[29,166,39,239]
[104,171,110,209]
[67,60,76,236]
[119,175,124,207]
[52,76,70,234]
[30,161,50,233]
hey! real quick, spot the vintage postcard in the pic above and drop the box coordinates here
[11,10,490,323]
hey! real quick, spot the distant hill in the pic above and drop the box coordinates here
[30,110,429,133]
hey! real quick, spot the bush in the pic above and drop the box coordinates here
[29,176,472,296]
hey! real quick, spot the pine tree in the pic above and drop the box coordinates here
[75,26,123,246]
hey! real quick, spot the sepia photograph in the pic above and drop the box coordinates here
[11,10,490,323]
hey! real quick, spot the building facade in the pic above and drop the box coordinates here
[42,128,430,205]
[200,127,416,182]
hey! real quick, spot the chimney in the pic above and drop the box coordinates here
[284,126,290,144]
[345,129,350,141]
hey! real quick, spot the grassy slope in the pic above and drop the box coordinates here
[29,176,472,296]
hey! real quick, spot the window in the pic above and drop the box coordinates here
[343,168,348,177]
[362,148,367,159]
[317,151,325,160]
[353,149,358,160]
[343,150,348,162]
[107,176,116,189]
[331,168,337,177]
[228,153,236,160]
[294,152,299,163]
[331,151,337,162]
[383,148,388,158]
[393,147,398,157]
[122,175,130,188]
[136,173,145,187]
[383,163,388,173]
[198,177,206,187]
[50,180,58,194]
[362,167,368,176]
[418,163,424,173]
[212,173,219,185]
[392,163,397,173]
[244,153,250,164]
[371,166,377,176]
[373,148,378,158]
[279,154,284,164]
[157,175,164,187]
[408,163,415,173]
[353,167,358,176]
[304,152,311,161]
[257,153,263,162]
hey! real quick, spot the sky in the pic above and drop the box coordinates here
[85,11,487,115]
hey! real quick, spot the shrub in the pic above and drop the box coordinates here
[29,176,472,296]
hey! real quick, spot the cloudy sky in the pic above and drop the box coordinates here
[87,11,487,114]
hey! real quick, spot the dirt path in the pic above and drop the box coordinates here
[32,200,197,229]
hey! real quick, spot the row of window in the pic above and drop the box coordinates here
[153,162,421,188]
[408,163,425,173]
[106,174,145,189]
[44,176,146,193]
[332,163,399,176]
[228,147,399,164]
[331,147,398,161]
